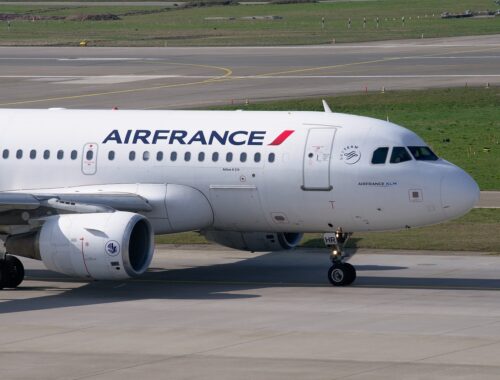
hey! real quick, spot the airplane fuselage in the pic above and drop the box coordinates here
[0,109,479,235]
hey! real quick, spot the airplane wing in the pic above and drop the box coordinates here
[0,191,153,235]
[0,192,152,213]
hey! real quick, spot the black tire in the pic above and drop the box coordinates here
[3,255,25,288]
[343,262,357,285]
[327,263,356,286]
[0,260,5,290]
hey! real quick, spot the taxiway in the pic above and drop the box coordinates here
[2,246,500,379]
[0,34,498,109]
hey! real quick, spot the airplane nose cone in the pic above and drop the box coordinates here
[441,168,480,219]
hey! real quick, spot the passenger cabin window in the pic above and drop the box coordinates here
[226,152,233,162]
[129,151,136,161]
[170,152,177,161]
[408,146,439,161]
[30,150,36,159]
[156,152,163,161]
[108,151,115,161]
[254,152,261,163]
[390,147,412,164]
[184,152,191,162]
[212,152,219,162]
[240,152,247,162]
[371,147,389,164]
[143,151,150,161]
[16,150,23,159]
[86,150,94,161]
[71,150,78,160]
[43,150,50,160]
[57,150,64,160]
[198,152,205,162]
[2,149,9,159]
[268,153,276,163]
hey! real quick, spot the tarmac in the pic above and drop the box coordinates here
[2,246,500,379]
[0,34,498,109]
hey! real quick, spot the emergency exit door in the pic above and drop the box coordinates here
[82,143,98,175]
[302,128,336,191]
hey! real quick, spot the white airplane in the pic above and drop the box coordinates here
[0,103,479,288]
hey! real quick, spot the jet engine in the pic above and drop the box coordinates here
[203,231,303,252]
[6,211,154,280]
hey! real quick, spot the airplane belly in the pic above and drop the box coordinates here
[209,185,269,231]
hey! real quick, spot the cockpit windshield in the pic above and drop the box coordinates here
[407,146,439,161]
[390,147,412,163]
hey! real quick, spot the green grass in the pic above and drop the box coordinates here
[214,87,500,190]
[156,209,500,253]
[306,209,500,253]
[0,0,498,46]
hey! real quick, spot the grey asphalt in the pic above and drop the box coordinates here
[478,191,500,208]
[0,34,498,110]
[2,246,500,379]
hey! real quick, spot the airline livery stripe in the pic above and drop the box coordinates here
[269,130,295,146]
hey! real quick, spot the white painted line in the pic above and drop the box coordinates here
[0,57,159,61]
[57,58,159,61]
[1,74,499,80]
[400,56,500,59]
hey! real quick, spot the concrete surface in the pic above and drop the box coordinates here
[478,191,500,208]
[0,34,498,109]
[2,246,500,379]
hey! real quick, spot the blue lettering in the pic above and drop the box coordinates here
[103,129,269,145]
[124,130,132,144]
[208,131,228,145]
[170,130,187,145]
[152,130,170,144]
[188,131,207,145]
[102,130,122,144]
[248,131,265,145]
[133,130,151,144]
[228,131,248,145]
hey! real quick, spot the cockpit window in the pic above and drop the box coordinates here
[407,146,439,161]
[390,147,412,164]
[371,147,389,164]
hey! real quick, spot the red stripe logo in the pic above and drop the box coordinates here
[268,130,295,145]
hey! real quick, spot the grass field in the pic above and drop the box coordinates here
[0,0,498,46]
[156,209,500,253]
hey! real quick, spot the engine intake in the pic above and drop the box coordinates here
[6,211,154,280]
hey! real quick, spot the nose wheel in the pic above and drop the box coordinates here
[328,262,356,286]
[324,228,356,286]
[0,255,25,289]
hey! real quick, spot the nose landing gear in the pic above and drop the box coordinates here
[324,229,356,286]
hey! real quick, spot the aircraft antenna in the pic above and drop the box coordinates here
[322,100,332,113]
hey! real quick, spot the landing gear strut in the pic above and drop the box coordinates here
[0,255,25,289]
[324,228,356,286]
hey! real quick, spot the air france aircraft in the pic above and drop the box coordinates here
[0,103,479,288]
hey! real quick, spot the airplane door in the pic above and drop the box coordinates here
[82,143,98,175]
[302,128,336,191]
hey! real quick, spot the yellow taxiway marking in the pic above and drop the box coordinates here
[0,62,233,107]
[0,44,498,107]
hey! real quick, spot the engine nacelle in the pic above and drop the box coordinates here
[203,231,303,252]
[6,212,154,280]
